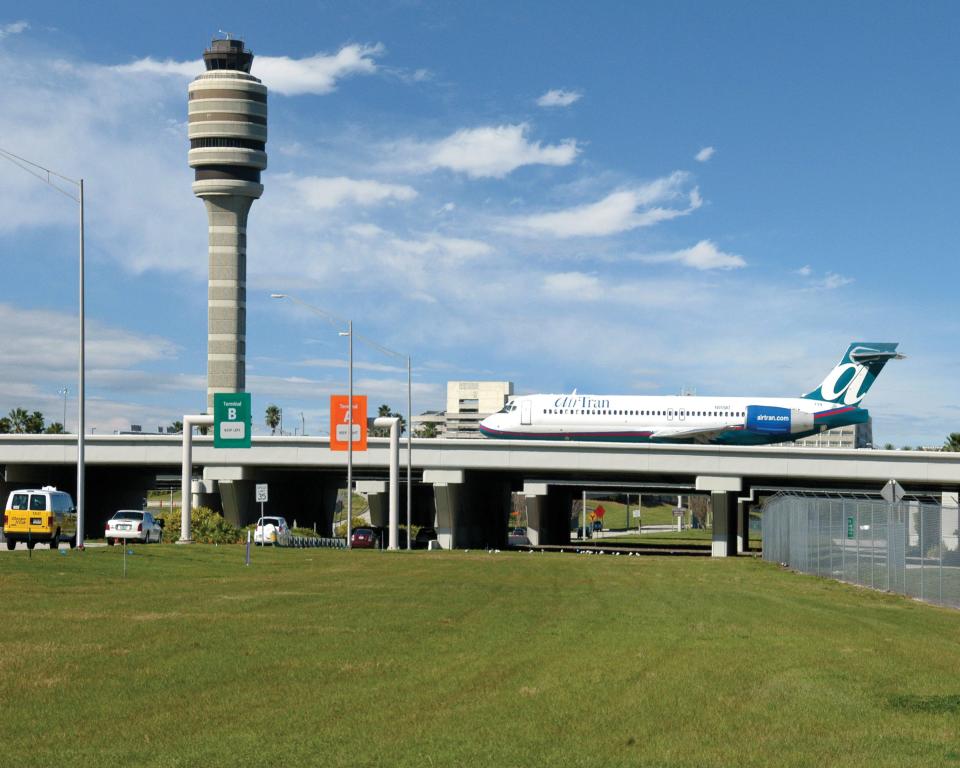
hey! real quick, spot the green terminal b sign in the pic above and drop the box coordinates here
[214,392,251,448]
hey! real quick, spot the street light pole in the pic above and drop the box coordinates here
[77,178,85,548]
[58,386,68,432]
[341,321,353,548]
[407,354,412,550]
[271,293,413,549]
[0,149,86,548]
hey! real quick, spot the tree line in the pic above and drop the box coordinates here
[263,403,441,437]
[0,408,65,434]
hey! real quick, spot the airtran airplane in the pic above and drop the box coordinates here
[479,342,903,446]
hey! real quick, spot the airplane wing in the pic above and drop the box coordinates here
[648,423,742,444]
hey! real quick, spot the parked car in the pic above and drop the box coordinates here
[105,510,163,544]
[508,526,529,546]
[412,527,438,549]
[3,486,77,550]
[350,527,380,549]
[254,516,291,546]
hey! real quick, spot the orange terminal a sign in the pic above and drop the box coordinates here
[330,395,367,451]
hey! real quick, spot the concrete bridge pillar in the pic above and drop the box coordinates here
[737,498,751,554]
[423,470,511,549]
[204,467,254,527]
[522,482,573,546]
[424,470,463,549]
[696,476,742,557]
[192,478,222,514]
[523,483,548,546]
[356,481,387,528]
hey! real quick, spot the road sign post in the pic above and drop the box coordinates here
[214,393,252,449]
[255,483,268,544]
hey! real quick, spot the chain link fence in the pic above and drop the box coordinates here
[762,492,960,609]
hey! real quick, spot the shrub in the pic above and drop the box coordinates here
[334,516,369,538]
[156,506,242,545]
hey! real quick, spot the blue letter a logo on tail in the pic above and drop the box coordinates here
[804,342,904,406]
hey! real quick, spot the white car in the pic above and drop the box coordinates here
[105,510,164,544]
[254,516,291,546]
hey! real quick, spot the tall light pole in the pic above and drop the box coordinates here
[58,386,69,432]
[339,321,353,547]
[1,148,85,547]
[270,293,413,548]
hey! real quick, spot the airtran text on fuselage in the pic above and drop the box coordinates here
[553,396,611,410]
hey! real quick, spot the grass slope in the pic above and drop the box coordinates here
[2,546,959,767]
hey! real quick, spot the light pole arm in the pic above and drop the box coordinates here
[180,414,214,542]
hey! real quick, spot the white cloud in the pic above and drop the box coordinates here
[394,123,580,178]
[537,88,582,108]
[347,223,386,238]
[795,266,854,289]
[289,175,417,209]
[695,146,715,162]
[821,272,854,289]
[256,44,384,95]
[638,240,746,271]
[389,234,493,260]
[112,57,201,78]
[503,172,701,237]
[0,304,178,374]
[0,20,28,39]
[543,272,603,300]
[112,43,385,96]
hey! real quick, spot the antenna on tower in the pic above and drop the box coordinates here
[218,29,233,40]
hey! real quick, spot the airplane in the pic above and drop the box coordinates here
[478,342,904,446]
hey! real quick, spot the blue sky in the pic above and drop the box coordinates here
[1,2,957,446]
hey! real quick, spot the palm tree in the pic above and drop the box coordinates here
[416,422,439,438]
[25,411,45,433]
[0,417,11,433]
[171,420,183,434]
[944,433,960,452]
[45,422,65,434]
[265,404,281,435]
[371,404,405,437]
[7,408,29,433]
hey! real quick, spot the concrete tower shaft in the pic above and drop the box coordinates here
[188,38,267,412]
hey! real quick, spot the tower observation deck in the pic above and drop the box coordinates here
[188,37,268,411]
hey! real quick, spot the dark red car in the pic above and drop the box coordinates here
[350,527,380,549]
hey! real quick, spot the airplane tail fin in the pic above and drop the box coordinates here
[803,342,904,405]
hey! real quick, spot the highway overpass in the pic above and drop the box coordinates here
[2,434,958,556]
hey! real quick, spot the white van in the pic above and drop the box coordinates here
[3,487,77,550]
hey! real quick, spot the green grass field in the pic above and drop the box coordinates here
[585,500,678,528]
[2,546,960,767]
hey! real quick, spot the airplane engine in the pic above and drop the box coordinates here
[745,406,814,435]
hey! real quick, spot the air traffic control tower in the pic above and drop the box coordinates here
[188,38,267,411]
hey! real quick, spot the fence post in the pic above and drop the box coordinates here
[856,503,861,587]
[920,506,924,602]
